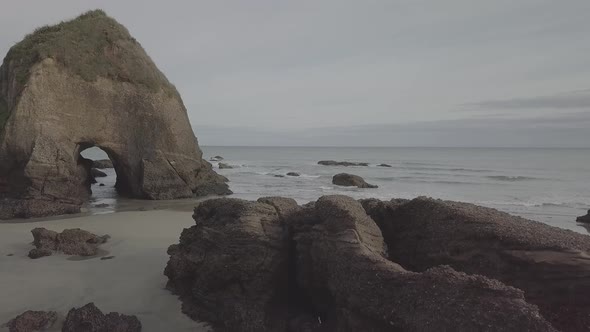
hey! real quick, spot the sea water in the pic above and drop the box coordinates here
[83,146,590,234]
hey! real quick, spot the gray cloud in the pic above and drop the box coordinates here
[1,1,590,147]
[465,90,590,110]
[195,112,590,148]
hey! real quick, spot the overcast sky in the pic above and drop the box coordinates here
[1,1,590,147]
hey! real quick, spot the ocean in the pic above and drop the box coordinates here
[83,146,590,234]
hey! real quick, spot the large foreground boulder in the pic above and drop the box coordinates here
[62,303,141,332]
[362,197,590,332]
[29,227,109,258]
[0,10,230,219]
[332,173,377,188]
[164,197,298,331]
[165,195,557,331]
[5,310,57,332]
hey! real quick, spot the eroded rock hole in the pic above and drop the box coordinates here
[78,145,127,205]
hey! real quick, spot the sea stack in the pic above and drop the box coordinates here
[0,10,230,219]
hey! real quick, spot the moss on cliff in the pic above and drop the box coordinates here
[2,9,175,94]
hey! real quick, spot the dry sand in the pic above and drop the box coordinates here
[0,209,209,331]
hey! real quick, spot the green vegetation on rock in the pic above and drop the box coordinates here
[2,9,175,94]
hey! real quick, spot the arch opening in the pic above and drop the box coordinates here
[77,144,132,207]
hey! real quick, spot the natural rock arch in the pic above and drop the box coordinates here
[0,10,230,219]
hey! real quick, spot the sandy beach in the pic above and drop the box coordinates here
[0,209,209,332]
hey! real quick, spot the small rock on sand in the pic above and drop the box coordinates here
[378,163,392,167]
[286,172,300,177]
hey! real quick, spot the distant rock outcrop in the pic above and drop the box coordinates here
[286,172,300,177]
[165,195,560,331]
[92,159,113,169]
[318,160,369,166]
[62,303,141,332]
[577,210,590,223]
[332,173,378,188]
[377,163,392,167]
[5,310,57,332]
[210,156,224,161]
[0,10,230,219]
[29,227,109,258]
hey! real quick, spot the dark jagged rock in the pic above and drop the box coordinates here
[92,159,113,169]
[286,172,300,177]
[6,310,57,332]
[274,174,285,178]
[165,197,298,331]
[332,173,377,188]
[363,197,590,332]
[577,210,590,223]
[218,163,234,169]
[377,163,392,167]
[0,10,230,219]
[91,168,107,178]
[29,227,109,257]
[99,183,105,187]
[317,160,369,167]
[62,303,141,332]
[166,195,557,331]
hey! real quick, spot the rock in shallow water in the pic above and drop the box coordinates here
[318,160,369,166]
[6,310,57,332]
[577,209,590,223]
[92,159,113,169]
[332,173,377,188]
[165,195,558,331]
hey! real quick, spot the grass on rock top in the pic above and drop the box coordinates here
[2,9,175,94]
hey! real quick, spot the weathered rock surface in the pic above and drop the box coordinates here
[6,310,57,332]
[62,303,141,332]
[0,10,230,219]
[332,173,377,188]
[92,159,113,169]
[362,197,590,332]
[318,160,369,167]
[218,163,233,169]
[166,195,558,331]
[577,210,590,223]
[286,172,300,177]
[29,227,109,257]
[165,197,298,331]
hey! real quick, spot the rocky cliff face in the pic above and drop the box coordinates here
[0,10,230,219]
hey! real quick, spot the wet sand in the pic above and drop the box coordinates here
[0,209,209,332]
